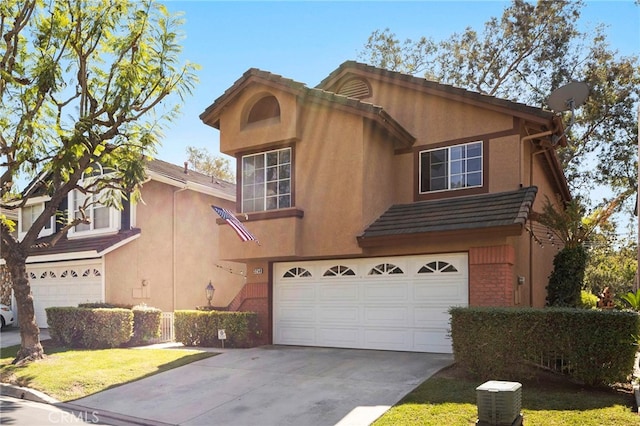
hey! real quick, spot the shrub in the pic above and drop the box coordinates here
[579,290,598,309]
[46,307,133,349]
[450,307,640,386]
[546,245,588,307]
[128,305,162,346]
[621,290,640,311]
[174,310,258,348]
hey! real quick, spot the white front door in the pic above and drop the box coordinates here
[273,253,468,353]
[27,260,104,328]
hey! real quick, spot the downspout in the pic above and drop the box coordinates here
[173,186,188,311]
[528,148,550,307]
[520,123,558,307]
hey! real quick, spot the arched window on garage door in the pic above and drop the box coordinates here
[40,271,56,279]
[323,265,356,277]
[368,263,404,275]
[82,268,101,277]
[61,270,79,278]
[418,261,458,274]
[282,267,312,278]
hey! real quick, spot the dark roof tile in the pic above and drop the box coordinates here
[318,61,554,121]
[29,228,141,257]
[359,187,537,240]
[146,159,235,197]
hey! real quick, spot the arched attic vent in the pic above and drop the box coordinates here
[336,77,371,99]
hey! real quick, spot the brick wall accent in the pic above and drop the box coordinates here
[227,282,270,345]
[469,245,516,307]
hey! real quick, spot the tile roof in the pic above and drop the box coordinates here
[318,61,555,122]
[358,187,537,242]
[29,228,141,257]
[198,68,416,148]
[146,159,236,198]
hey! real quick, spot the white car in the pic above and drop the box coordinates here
[0,304,14,329]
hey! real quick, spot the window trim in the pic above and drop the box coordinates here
[239,145,294,214]
[18,200,54,241]
[419,141,483,194]
[414,138,489,201]
[67,166,121,238]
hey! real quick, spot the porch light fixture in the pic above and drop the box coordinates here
[205,281,215,306]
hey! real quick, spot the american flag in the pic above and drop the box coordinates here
[212,206,258,243]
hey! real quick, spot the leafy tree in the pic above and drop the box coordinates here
[0,0,198,363]
[583,234,637,304]
[537,195,622,307]
[186,146,235,182]
[359,0,639,206]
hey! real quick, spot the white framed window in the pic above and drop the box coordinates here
[18,201,54,240]
[68,165,120,237]
[242,147,291,213]
[419,141,483,193]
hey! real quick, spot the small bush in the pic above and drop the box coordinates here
[174,310,258,348]
[450,307,640,386]
[46,307,133,349]
[579,290,598,309]
[128,305,162,346]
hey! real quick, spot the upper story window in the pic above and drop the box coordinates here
[18,200,54,240]
[420,141,482,193]
[242,147,292,213]
[68,164,120,237]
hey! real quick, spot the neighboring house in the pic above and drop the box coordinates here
[15,159,244,327]
[199,61,571,354]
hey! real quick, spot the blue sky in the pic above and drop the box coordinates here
[158,0,639,167]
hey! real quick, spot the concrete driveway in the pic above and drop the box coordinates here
[1,327,50,348]
[71,346,452,426]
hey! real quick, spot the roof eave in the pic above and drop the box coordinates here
[357,223,524,248]
[200,70,306,128]
[146,170,235,201]
[319,61,555,124]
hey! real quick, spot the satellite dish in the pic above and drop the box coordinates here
[547,81,589,112]
[546,81,590,146]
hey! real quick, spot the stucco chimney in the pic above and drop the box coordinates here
[184,162,188,174]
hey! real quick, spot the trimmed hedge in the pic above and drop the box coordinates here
[450,307,640,386]
[77,303,162,346]
[78,302,134,309]
[175,310,258,348]
[78,302,162,346]
[129,305,162,346]
[46,307,133,349]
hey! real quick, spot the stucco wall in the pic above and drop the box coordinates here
[210,69,569,308]
[105,180,245,311]
[218,89,300,155]
[365,79,514,145]
[296,103,365,257]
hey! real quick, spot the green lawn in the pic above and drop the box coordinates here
[0,343,215,401]
[374,368,640,426]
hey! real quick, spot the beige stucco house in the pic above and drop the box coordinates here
[199,61,570,353]
[19,159,245,327]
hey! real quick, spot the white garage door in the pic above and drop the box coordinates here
[274,253,468,353]
[27,260,104,328]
